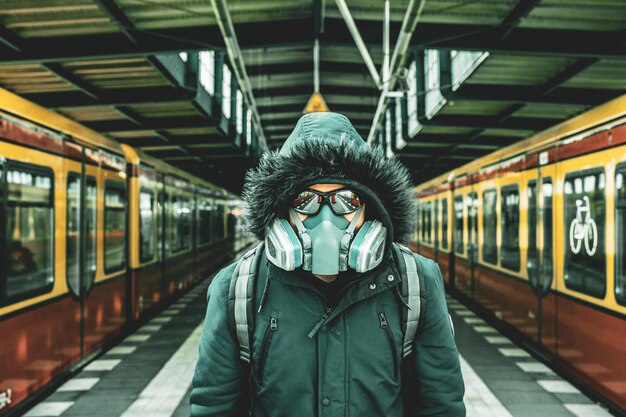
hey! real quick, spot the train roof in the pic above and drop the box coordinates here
[0,87,238,200]
[415,93,626,193]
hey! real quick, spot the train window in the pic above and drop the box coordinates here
[104,182,126,273]
[139,190,155,263]
[198,199,213,245]
[527,181,538,278]
[501,185,520,271]
[423,201,432,243]
[467,192,478,263]
[67,174,97,296]
[163,192,170,254]
[434,199,439,248]
[418,202,424,242]
[5,164,54,301]
[482,189,498,265]
[615,167,626,305]
[441,198,448,249]
[454,196,463,254]
[415,201,421,244]
[563,169,605,298]
[156,190,164,261]
[172,196,191,252]
[542,179,554,284]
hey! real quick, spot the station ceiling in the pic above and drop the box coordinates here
[0,0,624,192]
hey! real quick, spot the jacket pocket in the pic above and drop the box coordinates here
[257,316,278,385]
[378,312,398,381]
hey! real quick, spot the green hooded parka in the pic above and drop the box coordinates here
[190,112,465,417]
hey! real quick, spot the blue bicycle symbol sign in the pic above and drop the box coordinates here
[569,196,598,256]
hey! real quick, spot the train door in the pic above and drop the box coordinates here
[65,145,99,357]
[467,189,478,296]
[528,153,556,351]
[434,198,439,259]
[157,175,166,298]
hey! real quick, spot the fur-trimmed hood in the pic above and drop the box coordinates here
[242,112,415,248]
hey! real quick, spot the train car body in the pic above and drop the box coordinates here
[412,94,626,412]
[0,89,250,414]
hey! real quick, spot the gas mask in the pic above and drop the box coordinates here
[264,204,387,274]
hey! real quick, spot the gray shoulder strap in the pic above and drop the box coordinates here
[396,244,422,358]
[232,242,264,363]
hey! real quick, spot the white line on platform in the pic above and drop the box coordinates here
[474,326,498,334]
[151,316,173,324]
[140,325,163,332]
[515,362,553,374]
[126,334,152,343]
[119,323,203,417]
[108,346,138,355]
[24,402,74,416]
[460,355,514,417]
[57,378,100,392]
[537,380,580,394]
[498,348,530,358]
[464,317,485,324]
[564,404,613,417]
[85,359,121,372]
[455,310,475,316]
[484,336,512,345]
[162,309,181,315]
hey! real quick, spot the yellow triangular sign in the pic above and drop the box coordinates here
[303,92,329,114]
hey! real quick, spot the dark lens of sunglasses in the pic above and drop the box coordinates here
[331,189,362,214]
[292,190,320,214]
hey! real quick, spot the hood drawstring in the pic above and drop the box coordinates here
[393,284,411,310]
[257,264,271,314]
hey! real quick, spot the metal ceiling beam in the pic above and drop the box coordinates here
[93,0,137,44]
[257,102,375,114]
[450,84,618,107]
[264,115,372,126]
[42,63,100,100]
[21,87,193,109]
[0,26,223,66]
[403,133,521,147]
[254,85,376,98]
[0,21,623,66]
[411,24,626,59]
[499,0,542,41]
[541,58,597,96]
[421,115,559,131]
[246,60,372,76]
[85,116,213,132]
[23,87,196,109]
[239,20,626,59]
[0,26,22,52]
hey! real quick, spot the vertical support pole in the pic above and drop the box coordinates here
[382,0,390,86]
[313,0,324,93]
[314,38,320,93]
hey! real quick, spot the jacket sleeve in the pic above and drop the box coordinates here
[404,257,466,417]
[190,263,249,417]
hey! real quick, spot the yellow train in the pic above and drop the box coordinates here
[412,94,626,413]
[0,88,253,414]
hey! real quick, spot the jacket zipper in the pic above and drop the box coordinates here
[257,316,277,385]
[379,312,398,381]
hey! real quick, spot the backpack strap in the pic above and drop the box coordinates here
[392,243,423,358]
[228,241,264,363]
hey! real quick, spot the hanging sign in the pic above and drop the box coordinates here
[303,92,329,114]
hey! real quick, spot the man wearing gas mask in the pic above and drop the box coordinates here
[191,112,465,417]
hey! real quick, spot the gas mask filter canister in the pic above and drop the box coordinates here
[264,205,387,274]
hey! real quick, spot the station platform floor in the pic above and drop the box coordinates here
[22,262,616,417]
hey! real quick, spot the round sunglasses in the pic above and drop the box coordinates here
[292,188,363,216]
